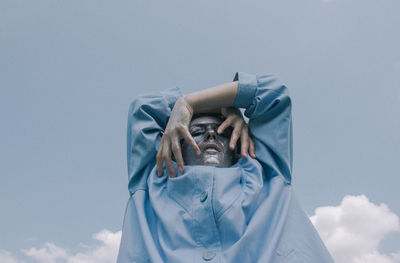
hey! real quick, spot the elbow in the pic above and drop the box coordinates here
[258,73,290,97]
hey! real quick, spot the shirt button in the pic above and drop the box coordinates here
[200,191,208,202]
[202,251,215,261]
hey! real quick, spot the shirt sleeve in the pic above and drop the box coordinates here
[233,72,293,183]
[126,87,183,193]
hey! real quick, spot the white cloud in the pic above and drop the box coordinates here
[2,229,121,263]
[0,250,21,263]
[23,243,68,263]
[310,195,400,263]
[64,229,121,263]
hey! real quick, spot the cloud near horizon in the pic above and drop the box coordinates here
[1,195,399,263]
[311,195,400,263]
[0,229,121,263]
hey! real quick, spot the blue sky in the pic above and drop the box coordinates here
[1,0,399,262]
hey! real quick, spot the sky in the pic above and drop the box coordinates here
[0,0,399,262]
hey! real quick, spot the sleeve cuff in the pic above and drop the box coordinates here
[232,72,258,109]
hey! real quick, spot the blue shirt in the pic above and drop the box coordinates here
[117,72,334,263]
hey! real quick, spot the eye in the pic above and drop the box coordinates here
[192,132,202,136]
[190,128,204,136]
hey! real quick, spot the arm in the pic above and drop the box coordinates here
[183,80,239,112]
[126,87,182,193]
[233,72,292,183]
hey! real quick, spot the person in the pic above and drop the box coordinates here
[117,72,334,263]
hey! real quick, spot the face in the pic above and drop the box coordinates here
[182,115,234,167]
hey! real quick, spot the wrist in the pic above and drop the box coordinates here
[181,95,196,115]
[221,107,228,117]
[178,96,194,116]
[221,107,241,117]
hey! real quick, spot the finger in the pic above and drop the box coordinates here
[217,117,233,134]
[230,122,242,150]
[162,142,176,178]
[240,127,249,158]
[171,141,184,173]
[156,144,164,177]
[249,138,256,158]
[181,129,200,155]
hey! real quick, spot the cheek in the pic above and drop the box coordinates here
[181,142,191,155]
[193,136,203,144]
[219,137,231,148]
[181,140,189,154]
[182,138,201,154]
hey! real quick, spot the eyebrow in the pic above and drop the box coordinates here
[189,123,232,134]
[189,125,206,132]
[189,125,203,130]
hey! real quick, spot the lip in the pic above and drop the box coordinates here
[204,147,219,153]
[200,143,222,153]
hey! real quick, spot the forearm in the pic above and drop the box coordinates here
[183,81,239,114]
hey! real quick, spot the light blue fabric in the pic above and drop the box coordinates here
[117,72,334,263]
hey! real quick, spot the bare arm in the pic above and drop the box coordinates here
[183,81,239,113]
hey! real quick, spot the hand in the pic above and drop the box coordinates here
[218,107,256,159]
[156,97,200,178]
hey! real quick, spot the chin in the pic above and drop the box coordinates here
[203,161,222,166]
[201,152,221,162]
[203,160,221,165]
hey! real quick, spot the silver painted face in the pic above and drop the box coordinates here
[182,116,234,167]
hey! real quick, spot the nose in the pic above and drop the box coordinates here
[205,127,217,141]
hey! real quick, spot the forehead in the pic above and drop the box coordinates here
[190,116,222,127]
